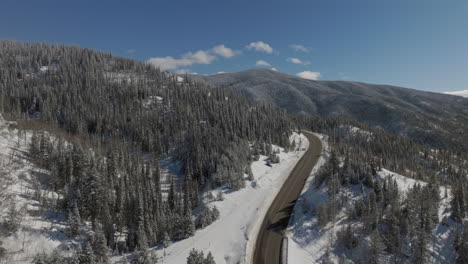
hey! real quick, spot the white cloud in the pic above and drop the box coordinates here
[175,69,197,75]
[289,44,310,52]
[271,67,278,71]
[211,45,238,58]
[246,41,274,54]
[126,49,136,54]
[147,56,193,70]
[147,51,215,70]
[256,60,272,67]
[287,57,310,65]
[183,50,216,64]
[443,90,468,97]
[297,71,321,80]
[147,44,236,70]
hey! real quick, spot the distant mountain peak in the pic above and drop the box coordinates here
[193,69,468,151]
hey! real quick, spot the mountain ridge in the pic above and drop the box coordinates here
[191,69,468,150]
[190,69,468,151]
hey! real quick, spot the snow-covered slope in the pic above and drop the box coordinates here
[115,133,310,264]
[287,154,457,264]
[0,115,73,263]
[378,170,456,263]
[1,114,312,264]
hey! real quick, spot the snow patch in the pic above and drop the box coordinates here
[339,125,373,140]
[141,95,164,109]
[377,169,426,194]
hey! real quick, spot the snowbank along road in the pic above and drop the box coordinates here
[253,131,322,264]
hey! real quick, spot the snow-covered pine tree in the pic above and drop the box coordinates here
[92,223,109,264]
[205,252,216,264]
[186,248,204,264]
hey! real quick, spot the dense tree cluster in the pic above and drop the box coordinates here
[186,248,215,264]
[0,41,294,259]
[28,129,209,256]
[300,116,468,263]
[302,116,468,184]
[0,40,293,190]
[196,206,220,229]
[313,151,449,263]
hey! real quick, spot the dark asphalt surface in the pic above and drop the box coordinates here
[252,131,323,264]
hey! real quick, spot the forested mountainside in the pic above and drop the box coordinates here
[0,40,293,188]
[289,116,468,263]
[1,41,467,264]
[302,116,468,185]
[193,69,468,151]
[0,41,294,262]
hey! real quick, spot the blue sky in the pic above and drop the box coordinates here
[1,0,467,93]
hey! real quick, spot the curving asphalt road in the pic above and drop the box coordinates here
[252,131,323,264]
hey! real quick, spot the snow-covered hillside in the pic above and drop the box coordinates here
[287,151,458,264]
[1,113,311,264]
[0,115,75,263]
[113,133,310,264]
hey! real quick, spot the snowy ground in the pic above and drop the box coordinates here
[0,115,73,264]
[115,132,310,264]
[377,169,426,195]
[286,139,457,264]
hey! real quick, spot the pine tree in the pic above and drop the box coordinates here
[366,190,378,231]
[162,232,171,248]
[184,167,193,215]
[187,248,204,264]
[79,241,96,264]
[135,195,148,251]
[92,224,109,264]
[136,221,148,251]
[211,206,220,221]
[181,215,195,240]
[368,230,385,264]
[132,249,158,264]
[100,200,115,250]
[329,151,338,175]
[168,176,176,210]
[216,191,224,201]
[452,184,466,222]
[0,241,5,260]
[245,165,254,181]
[204,252,216,264]
[340,224,357,249]
[30,131,40,159]
[455,224,468,264]
[68,200,81,237]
